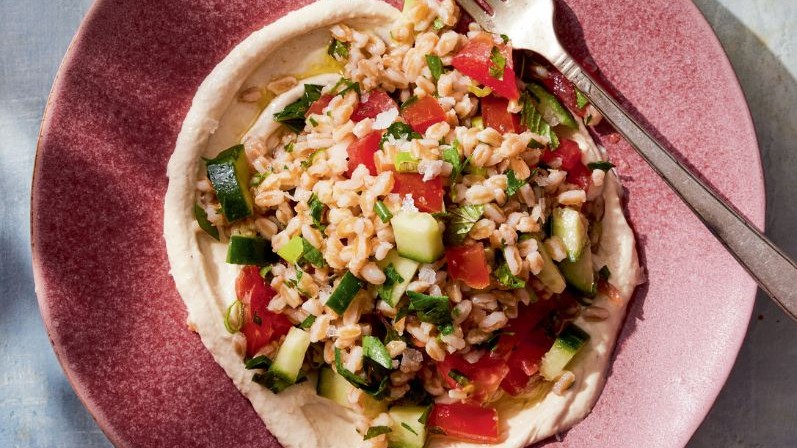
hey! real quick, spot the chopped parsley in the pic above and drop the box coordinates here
[327,38,349,59]
[433,18,445,30]
[444,204,485,245]
[494,262,525,289]
[377,264,405,302]
[244,355,272,370]
[193,204,219,241]
[308,193,326,230]
[249,172,269,187]
[407,291,452,326]
[489,46,507,80]
[400,95,419,111]
[273,84,323,133]
[332,77,361,97]
[505,169,527,197]
[363,426,392,440]
[299,315,316,329]
[426,54,444,81]
[576,89,590,109]
[379,122,421,149]
[521,91,559,148]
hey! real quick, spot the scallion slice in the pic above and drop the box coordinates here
[224,300,244,334]
[374,201,393,223]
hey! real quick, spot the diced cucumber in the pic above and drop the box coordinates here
[226,235,276,266]
[535,241,566,294]
[394,152,420,173]
[325,271,364,314]
[391,212,444,263]
[388,406,427,448]
[552,207,588,262]
[317,367,387,418]
[470,116,484,129]
[540,324,590,381]
[464,163,487,177]
[560,248,596,297]
[377,250,419,307]
[267,327,311,389]
[205,144,254,222]
[277,236,304,264]
[193,204,219,240]
[527,82,578,130]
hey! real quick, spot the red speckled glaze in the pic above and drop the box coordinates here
[32,0,763,447]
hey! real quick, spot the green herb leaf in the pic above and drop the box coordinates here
[252,371,292,393]
[334,348,389,398]
[244,355,272,370]
[374,200,393,223]
[300,315,317,329]
[401,422,419,436]
[448,369,470,386]
[249,172,269,187]
[194,204,220,241]
[407,291,451,326]
[363,335,393,369]
[274,84,323,133]
[506,169,527,197]
[439,323,455,336]
[377,264,405,302]
[598,265,611,280]
[332,77,361,97]
[364,426,392,440]
[307,117,319,127]
[444,204,485,245]
[308,193,326,230]
[394,305,411,322]
[224,300,244,333]
[426,54,444,81]
[494,262,526,289]
[327,39,349,59]
[300,238,326,268]
[433,18,445,30]
[521,91,559,149]
[588,161,615,171]
[380,122,421,149]
[284,141,295,153]
[500,34,510,44]
[489,46,507,80]
[575,89,589,109]
[442,142,463,184]
[301,148,326,169]
[400,95,419,111]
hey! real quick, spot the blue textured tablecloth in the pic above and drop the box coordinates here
[1,1,794,446]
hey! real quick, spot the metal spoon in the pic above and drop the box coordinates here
[456,0,797,320]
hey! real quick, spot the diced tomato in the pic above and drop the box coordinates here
[481,95,520,134]
[438,353,509,402]
[428,403,501,444]
[539,70,586,117]
[541,139,581,170]
[500,328,554,395]
[401,95,447,134]
[351,90,397,122]
[445,243,490,289]
[346,130,382,177]
[236,266,292,357]
[391,173,444,213]
[567,161,591,189]
[452,33,519,100]
[490,299,556,359]
[305,94,333,117]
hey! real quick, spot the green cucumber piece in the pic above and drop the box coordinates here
[527,82,578,130]
[376,250,419,307]
[391,212,444,263]
[363,335,392,369]
[277,236,304,264]
[267,327,311,390]
[194,204,219,240]
[552,207,588,262]
[535,241,566,294]
[560,248,596,296]
[388,406,427,448]
[205,144,254,222]
[226,235,276,266]
[317,367,387,418]
[540,324,590,381]
[464,163,487,177]
[470,116,484,129]
[394,152,420,173]
[325,271,364,314]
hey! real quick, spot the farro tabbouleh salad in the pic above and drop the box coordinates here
[164,0,640,447]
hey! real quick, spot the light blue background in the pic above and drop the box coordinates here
[1,1,794,446]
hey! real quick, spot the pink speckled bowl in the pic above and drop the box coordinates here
[32,0,763,447]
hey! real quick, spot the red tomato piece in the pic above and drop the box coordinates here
[481,95,520,134]
[500,328,554,395]
[566,161,591,189]
[437,353,509,402]
[451,33,519,100]
[540,139,582,170]
[305,94,334,117]
[351,90,397,122]
[346,130,382,177]
[539,70,586,117]
[445,243,490,289]
[428,403,501,444]
[236,266,292,357]
[391,173,444,213]
[401,95,447,134]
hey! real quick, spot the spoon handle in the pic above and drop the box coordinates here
[555,56,797,321]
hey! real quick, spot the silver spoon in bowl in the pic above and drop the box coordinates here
[455,0,797,320]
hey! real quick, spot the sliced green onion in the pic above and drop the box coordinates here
[363,335,393,369]
[364,426,392,440]
[394,151,419,173]
[300,315,317,329]
[467,84,492,98]
[224,300,244,334]
[426,54,443,81]
[374,201,393,223]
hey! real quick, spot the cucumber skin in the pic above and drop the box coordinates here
[325,271,364,314]
[528,83,578,130]
[206,145,254,222]
[540,324,590,381]
[269,327,311,384]
[226,235,275,266]
[560,249,596,297]
[388,406,427,448]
